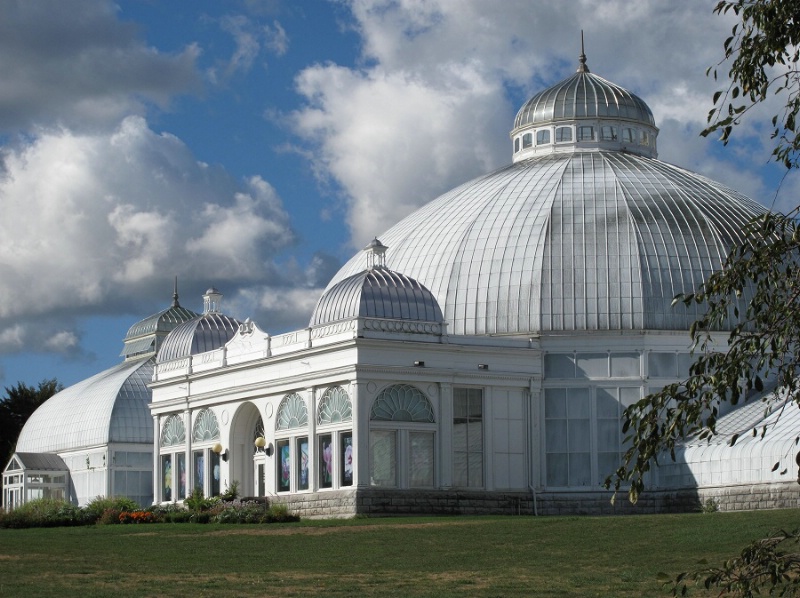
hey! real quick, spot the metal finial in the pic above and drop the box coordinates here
[577,30,589,73]
[172,276,180,307]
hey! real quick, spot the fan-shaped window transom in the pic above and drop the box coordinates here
[370,385,435,423]
[318,387,352,425]
[161,414,186,447]
[276,393,308,430]
[192,409,220,442]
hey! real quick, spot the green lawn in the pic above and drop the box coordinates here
[0,510,798,597]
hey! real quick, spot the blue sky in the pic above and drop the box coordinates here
[0,0,796,389]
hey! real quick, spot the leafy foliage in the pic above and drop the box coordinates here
[703,0,800,168]
[0,378,62,471]
[669,529,800,597]
[606,210,800,504]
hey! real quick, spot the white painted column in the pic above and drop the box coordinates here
[307,387,317,491]
[351,381,370,487]
[184,409,192,500]
[438,382,453,488]
[152,416,160,505]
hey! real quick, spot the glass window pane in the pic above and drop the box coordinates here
[193,451,204,493]
[410,432,434,487]
[522,133,532,148]
[341,432,354,487]
[546,419,568,452]
[545,354,575,378]
[597,419,620,451]
[568,419,590,452]
[649,352,677,377]
[576,353,608,378]
[177,453,186,499]
[319,434,333,489]
[211,451,221,497]
[161,454,172,502]
[546,453,568,486]
[277,440,291,492]
[569,452,591,486]
[536,129,550,145]
[596,388,618,418]
[297,437,309,490]
[369,430,396,487]
[610,353,639,377]
[567,388,590,417]
[544,388,567,417]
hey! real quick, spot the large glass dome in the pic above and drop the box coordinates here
[325,57,766,336]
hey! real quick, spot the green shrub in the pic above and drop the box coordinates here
[98,508,122,525]
[84,496,139,523]
[0,498,88,529]
[185,487,219,512]
[219,480,240,501]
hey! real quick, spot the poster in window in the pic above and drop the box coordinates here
[341,432,353,486]
[194,451,204,493]
[177,453,186,499]
[211,451,221,496]
[161,454,172,501]
[319,434,333,488]
[298,437,309,490]
[277,440,291,492]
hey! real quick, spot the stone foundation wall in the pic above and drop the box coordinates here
[265,482,800,519]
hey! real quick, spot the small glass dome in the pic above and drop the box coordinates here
[310,265,443,326]
[156,288,241,362]
[511,51,658,161]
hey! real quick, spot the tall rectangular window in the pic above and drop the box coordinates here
[210,451,221,497]
[193,451,204,493]
[409,432,434,487]
[341,432,354,487]
[161,454,172,502]
[277,440,291,492]
[176,453,186,499]
[369,430,396,487]
[453,388,483,488]
[319,434,333,489]
[545,388,590,486]
[297,437,309,490]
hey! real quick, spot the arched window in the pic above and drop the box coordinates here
[514,137,520,152]
[369,385,436,489]
[371,384,435,422]
[159,414,187,503]
[275,393,309,493]
[317,386,354,490]
[276,393,308,430]
[161,414,186,447]
[318,386,352,424]
[191,409,221,499]
[192,409,220,442]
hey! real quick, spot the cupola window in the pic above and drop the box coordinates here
[600,126,617,141]
[536,130,550,145]
[639,130,650,145]
[578,126,595,141]
[555,126,572,142]
[514,137,520,152]
[622,128,635,143]
[522,133,532,149]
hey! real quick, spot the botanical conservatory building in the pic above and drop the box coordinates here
[6,51,800,515]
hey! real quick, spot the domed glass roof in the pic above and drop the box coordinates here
[513,69,655,130]
[327,151,765,336]
[16,358,155,453]
[310,266,443,326]
[156,312,241,362]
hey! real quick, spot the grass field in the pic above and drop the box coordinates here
[0,509,798,597]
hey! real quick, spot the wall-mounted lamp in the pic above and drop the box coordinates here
[414,360,425,367]
[212,442,229,462]
[478,364,489,370]
[254,436,274,457]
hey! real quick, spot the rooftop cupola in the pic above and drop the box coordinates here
[203,287,223,314]
[510,37,658,162]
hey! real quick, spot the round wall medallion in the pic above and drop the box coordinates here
[427,385,439,398]
[221,410,229,425]
[265,403,274,418]
[366,381,377,393]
